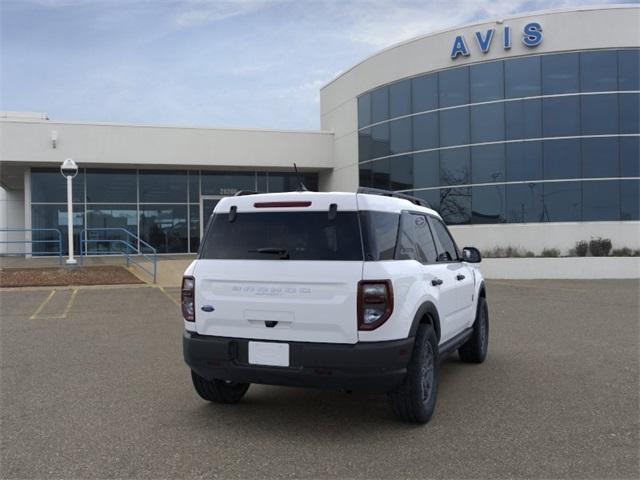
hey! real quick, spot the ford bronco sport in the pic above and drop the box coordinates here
[182,188,488,424]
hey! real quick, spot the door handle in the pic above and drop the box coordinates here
[456,274,466,281]
[431,278,443,286]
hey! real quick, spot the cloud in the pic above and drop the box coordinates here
[172,0,280,28]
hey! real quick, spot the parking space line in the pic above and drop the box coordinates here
[29,290,56,320]
[158,286,180,307]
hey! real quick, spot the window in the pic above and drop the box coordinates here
[31,168,85,203]
[439,67,469,108]
[389,79,411,118]
[390,155,413,191]
[413,151,439,189]
[543,139,580,180]
[472,185,505,224]
[371,123,390,159]
[389,117,412,154]
[358,94,371,128]
[411,189,440,212]
[471,144,505,184]
[621,137,640,177]
[31,204,84,255]
[360,211,400,261]
[412,112,439,151]
[189,205,200,253]
[371,86,389,123]
[359,165,372,188]
[86,169,136,203]
[429,217,459,261]
[139,205,188,253]
[439,107,469,147]
[139,170,187,203]
[470,102,504,143]
[620,93,639,134]
[506,141,543,182]
[582,137,619,178]
[506,183,543,223]
[542,96,580,137]
[359,129,373,162]
[581,94,619,135]
[505,99,542,140]
[440,148,470,185]
[85,205,137,253]
[618,49,640,91]
[188,171,200,202]
[412,74,438,113]
[372,159,391,190]
[621,180,640,220]
[397,213,437,263]
[543,182,581,222]
[470,61,504,102]
[200,212,363,261]
[439,187,471,225]
[505,56,541,98]
[541,52,579,95]
[201,171,255,196]
[581,51,618,92]
[582,180,620,221]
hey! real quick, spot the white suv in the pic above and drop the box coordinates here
[182,188,488,423]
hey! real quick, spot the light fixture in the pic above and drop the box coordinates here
[51,130,58,149]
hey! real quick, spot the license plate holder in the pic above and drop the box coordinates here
[248,341,290,367]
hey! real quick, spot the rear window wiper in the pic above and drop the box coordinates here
[248,247,290,259]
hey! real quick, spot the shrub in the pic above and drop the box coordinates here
[481,246,535,258]
[589,237,612,257]
[611,247,640,257]
[540,248,560,257]
[574,241,589,257]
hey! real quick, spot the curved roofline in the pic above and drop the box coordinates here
[320,4,638,91]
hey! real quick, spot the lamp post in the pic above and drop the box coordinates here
[60,158,78,265]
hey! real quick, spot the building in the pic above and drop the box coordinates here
[1,5,638,257]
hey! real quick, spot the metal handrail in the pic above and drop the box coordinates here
[0,228,63,264]
[79,228,157,282]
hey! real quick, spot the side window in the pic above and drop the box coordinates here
[429,217,460,262]
[397,213,438,263]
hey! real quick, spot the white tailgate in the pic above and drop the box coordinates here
[194,260,362,344]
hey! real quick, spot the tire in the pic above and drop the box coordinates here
[387,323,439,424]
[190,371,250,404]
[458,296,489,363]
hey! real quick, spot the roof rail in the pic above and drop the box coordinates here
[357,187,431,208]
[233,190,258,196]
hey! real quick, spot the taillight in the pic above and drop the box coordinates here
[357,280,393,330]
[181,276,195,322]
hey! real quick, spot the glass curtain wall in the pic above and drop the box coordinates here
[31,169,318,255]
[358,48,640,224]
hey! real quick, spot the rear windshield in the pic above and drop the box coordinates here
[200,211,363,261]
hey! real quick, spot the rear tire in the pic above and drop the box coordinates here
[458,296,489,363]
[191,371,250,404]
[387,324,439,424]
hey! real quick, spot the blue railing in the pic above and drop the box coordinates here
[79,228,157,283]
[0,228,63,264]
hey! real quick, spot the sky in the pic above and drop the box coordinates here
[1,0,636,130]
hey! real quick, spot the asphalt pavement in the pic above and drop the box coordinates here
[1,280,638,479]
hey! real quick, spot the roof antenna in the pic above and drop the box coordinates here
[293,163,308,192]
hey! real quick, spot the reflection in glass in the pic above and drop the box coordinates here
[358,94,371,128]
[581,94,619,135]
[440,187,471,225]
[440,148,470,186]
[32,168,85,203]
[31,204,84,255]
[139,170,187,203]
[505,56,541,98]
[543,182,581,222]
[413,151,439,189]
[506,142,543,182]
[190,205,200,253]
[618,49,640,91]
[620,137,640,177]
[470,103,504,143]
[471,144,505,184]
[86,169,136,203]
[581,51,618,92]
[506,183,543,223]
[372,159,391,190]
[139,205,188,253]
[86,205,138,253]
[412,74,438,113]
[359,165,372,188]
[620,93,639,134]
[189,171,200,203]
[359,129,373,162]
[371,87,389,123]
[389,79,411,118]
[620,180,639,220]
[411,189,440,212]
[541,52,579,95]
[583,180,620,221]
[543,139,581,180]
[439,107,469,147]
[505,99,542,140]
[470,61,504,102]
[268,173,318,192]
[542,96,580,137]
[389,117,412,154]
[390,155,413,191]
[201,171,255,195]
[412,112,439,151]
[472,185,505,224]
[439,67,469,108]
[371,123,390,158]
[582,138,619,178]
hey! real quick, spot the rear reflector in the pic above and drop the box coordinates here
[254,201,312,208]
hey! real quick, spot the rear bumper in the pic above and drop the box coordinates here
[183,331,414,393]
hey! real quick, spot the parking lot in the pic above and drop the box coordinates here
[1,279,638,479]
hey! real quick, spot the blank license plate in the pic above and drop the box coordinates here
[248,341,289,367]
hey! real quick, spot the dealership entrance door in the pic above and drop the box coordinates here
[199,195,224,239]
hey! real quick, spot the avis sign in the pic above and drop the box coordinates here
[450,22,543,59]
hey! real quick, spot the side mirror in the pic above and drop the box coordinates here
[463,247,481,263]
